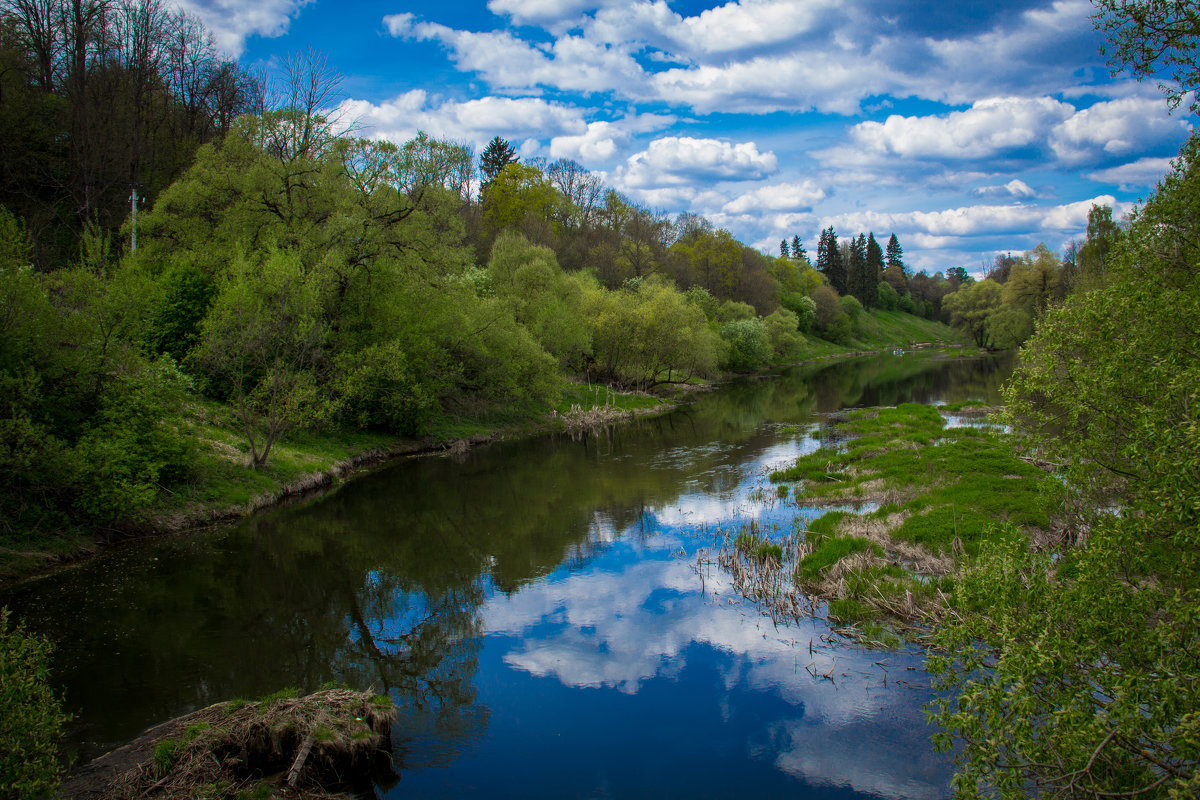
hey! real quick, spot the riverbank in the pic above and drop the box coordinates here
[0,312,970,586]
[57,688,397,800]
[0,381,684,585]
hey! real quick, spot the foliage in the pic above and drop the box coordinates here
[198,249,331,468]
[584,276,719,388]
[720,318,772,372]
[984,307,1032,349]
[1002,242,1063,318]
[763,308,806,361]
[1093,0,1200,113]
[876,280,899,310]
[0,608,70,800]
[942,279,1003,347]
[928,130,1200,799]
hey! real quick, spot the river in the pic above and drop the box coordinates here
[4,350,1013,799]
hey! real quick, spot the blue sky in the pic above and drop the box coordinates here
[176,0,1193,274]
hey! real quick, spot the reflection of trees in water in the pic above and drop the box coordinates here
[2,351,1016,763]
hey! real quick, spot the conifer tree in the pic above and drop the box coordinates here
[847,233,868,304]
[865,233,884,305]
[780,240,789,259]
[885,233,905,274]
[816,226,846,295]
[791,235,806,260]
[481,136,518,182]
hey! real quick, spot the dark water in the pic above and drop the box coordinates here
[4,351,1013,798]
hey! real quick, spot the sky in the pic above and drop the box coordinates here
[173,0,1194,275]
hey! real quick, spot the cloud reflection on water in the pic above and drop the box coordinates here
[482,535,950,799]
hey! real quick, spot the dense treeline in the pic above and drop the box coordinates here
[0,0,259,268]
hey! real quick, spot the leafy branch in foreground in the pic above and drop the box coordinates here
[927,132,1200,799]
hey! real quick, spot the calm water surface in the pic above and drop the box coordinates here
[4,351,1013,798]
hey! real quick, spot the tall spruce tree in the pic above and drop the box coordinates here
[885,233,905,274]
[481,136,518,182]
[865,233,884,305]
[780,239,789,259]
[847,233,868,304]
[791,234,806,260]
[816,226,847,294]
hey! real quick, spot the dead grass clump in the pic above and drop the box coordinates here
[561,403,633,432]
[99,689,397,800]
[837,512,954,575]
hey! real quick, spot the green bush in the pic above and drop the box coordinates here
[0,608,70,800]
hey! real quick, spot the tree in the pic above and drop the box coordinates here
[780,239,789,259]
[479,135,517,182]
[791,234,806,260]
[719,317,772,371]
[865,232,883,305]
[0,608,71,800]
[1003,243,1062,318]
[929,129,1200,799]
[846,233,869,305]
[482,161,560,245]
[1093,0,1200,112]
[1070,203,1121,290]
[884,233,904,274]
[942,279,1002,347]
[198,249,331,468]
[985,252,1019,284]
[816,226,846,294]
[984,306,1032,349]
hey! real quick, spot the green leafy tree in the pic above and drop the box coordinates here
[1093,0,1200,112]
[583,277,718,388]
[0,608,71,800]
[1069,204,1121,291]
[942,279,1002,347]
[930,132,1200,799]
[1003,243,1063,318]
[483,162,562,245]
[719,317,772,372]
[198,249,331,468]
[876,280,899,310]
[763,307,805,360]
[487,231,589,370]
[983,306,1032,349]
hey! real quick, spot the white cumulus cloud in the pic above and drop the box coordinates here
[1086,157,1175,190]
[172,0,312,56]
[1049,95,1192,164]
[337,91,589,152]
[722,181,827,215]
[619,136,778,188]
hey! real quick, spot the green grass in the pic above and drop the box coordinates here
[797,535,881,580]
[152,739,179,777]
[760,402,1056,632]
[553,382,668,415]
[773,405,1050,555]
[735,530,783,564]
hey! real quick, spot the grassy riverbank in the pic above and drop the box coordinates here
[724,402,1055,642]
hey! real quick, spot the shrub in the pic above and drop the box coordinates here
[0,608,70,800]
